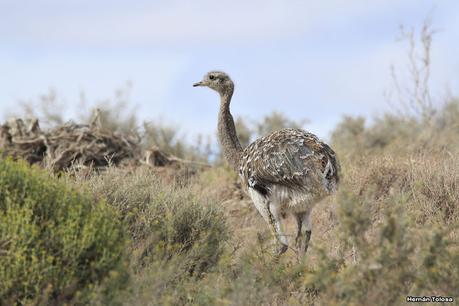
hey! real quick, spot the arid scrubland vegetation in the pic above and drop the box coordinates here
[1,25,458,305]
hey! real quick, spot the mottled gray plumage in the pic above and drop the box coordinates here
[194,71,340,260]
[240,128,339,197]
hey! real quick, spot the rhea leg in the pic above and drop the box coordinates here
[295,210,312,259]
[267,202,288,257]
[248,188,288,257]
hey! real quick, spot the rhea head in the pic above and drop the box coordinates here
[193,71,234,97]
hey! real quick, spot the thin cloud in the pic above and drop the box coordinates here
[1,0,419,47]
[1,0,457,140]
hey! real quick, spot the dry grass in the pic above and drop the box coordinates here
[3,20,458,304]
[66,119,457,305]
[3,101,458,305]
[3,92,456,305]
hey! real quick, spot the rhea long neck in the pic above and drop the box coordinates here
[217,89,243,171]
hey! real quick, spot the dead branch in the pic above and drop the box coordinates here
[0,117,141,171]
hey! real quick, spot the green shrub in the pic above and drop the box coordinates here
[85,167,228,277]
[301,157,459,305]
[331,100,459,163]
[80,167,229,304]
[0,158,127,305]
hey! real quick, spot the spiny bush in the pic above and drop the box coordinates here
[331,99,459,160]
[83,167,229,277]
[297,152,459,305]
[77,167,230,305]
[116,230,320,306]
[0,158,127,305]
[304,192,459,305]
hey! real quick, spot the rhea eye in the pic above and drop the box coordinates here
[209,75,215,80]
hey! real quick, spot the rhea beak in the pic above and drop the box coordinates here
[193,81,203,87]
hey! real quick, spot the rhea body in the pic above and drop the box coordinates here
[194,71,339,258]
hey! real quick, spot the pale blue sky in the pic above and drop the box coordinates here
[1,0,458,142]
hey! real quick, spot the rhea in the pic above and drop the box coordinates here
[193,71,339,259]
